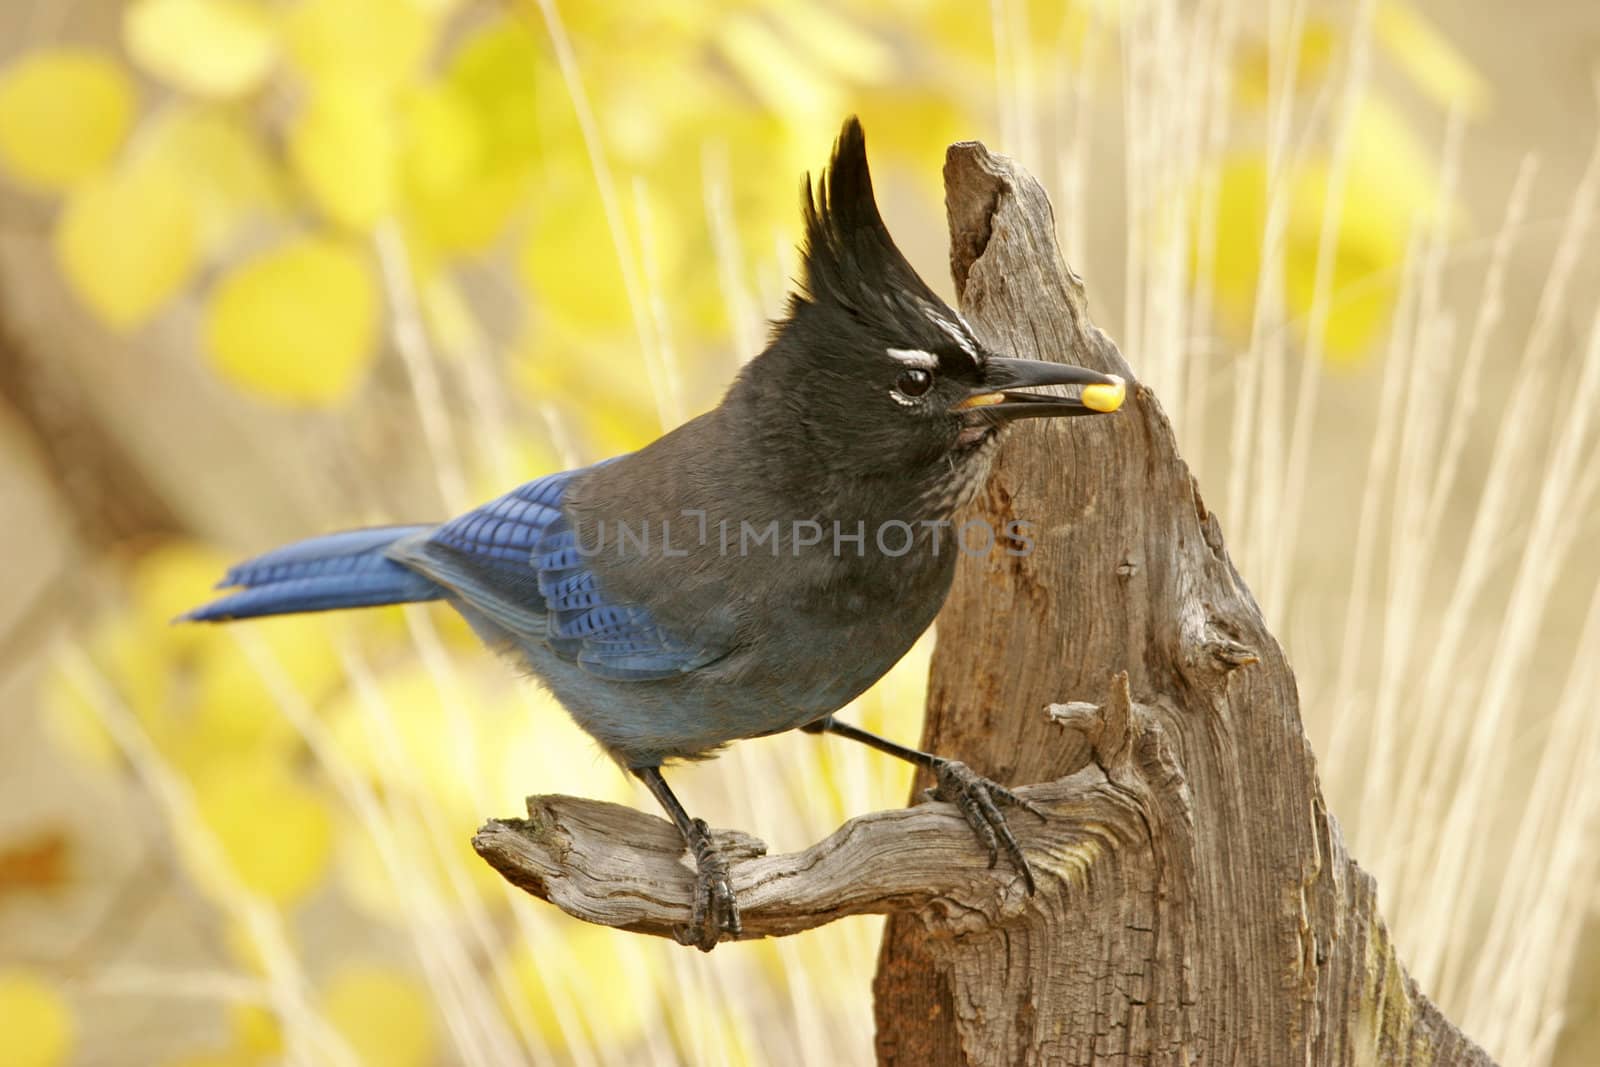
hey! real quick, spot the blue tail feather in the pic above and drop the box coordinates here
[184,526,445,622]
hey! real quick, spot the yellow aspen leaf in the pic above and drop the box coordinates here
[510,324,660,451]
[54,153,198,330]
[396,82,533,256]
[319,965,437,1067]
[517,195,634,332]
[918,1,995,64]
[488,688,631,808]
[163,1052,259,1067]
[714,13,843,126]
[124,0,280,98]
[444,18,546,171]
[504,927,649,1050]
[1286,96,1443,360]
[404,165,528,260]
[229,1002,283,1056]
[1344,93,1444,229]
[141,108,286,255]
[1285,160,1390,357]
[854,91,971,173]
[322,664,497,807]
[1233,20,1339,108]
[0,970,75,1067]
[399,84,481,198]
[203,236,379,406]
[768,5,894,85]
[1375,1,1489,118]
[187,762,334,905]
[0,50,134,192]
[127,541,234,639]
[288,81,396,230]
[1199,155,1269,331]
[284,0,434,93]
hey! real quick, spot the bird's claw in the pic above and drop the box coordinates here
[924,758,1045,894]
[674,818,741,951]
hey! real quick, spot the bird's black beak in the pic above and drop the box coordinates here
[953,357,1126,421]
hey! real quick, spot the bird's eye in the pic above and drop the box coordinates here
[895,368,933,399]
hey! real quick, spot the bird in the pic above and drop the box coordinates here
[184,117,1125,950]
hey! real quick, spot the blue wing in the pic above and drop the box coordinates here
[394,466,727,682]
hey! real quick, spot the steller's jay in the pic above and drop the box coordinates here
[185,118,1125,950]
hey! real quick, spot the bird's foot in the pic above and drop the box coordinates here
[674,818,741,951]
[924,758,1047,894]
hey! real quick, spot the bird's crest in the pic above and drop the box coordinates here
[795,117,946,326]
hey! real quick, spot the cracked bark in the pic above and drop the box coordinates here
[870,141,1494,1066]
[474,139,1495,1066]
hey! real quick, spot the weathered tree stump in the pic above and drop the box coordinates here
[475,139,1494,1067]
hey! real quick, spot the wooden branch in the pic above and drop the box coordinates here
[475,675,1157,940]
[475,138,1497,1066]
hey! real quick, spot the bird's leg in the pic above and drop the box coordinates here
[802,716,1045,894]
[632,766,741,951]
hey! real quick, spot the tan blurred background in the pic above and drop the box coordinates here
[2,1,1598,1065]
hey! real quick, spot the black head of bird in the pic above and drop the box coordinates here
[735,117,1124,518]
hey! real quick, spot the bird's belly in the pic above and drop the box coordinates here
[510,605,927,768]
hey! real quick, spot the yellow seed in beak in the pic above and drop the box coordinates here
[955,391,1007,410]
[1081,375,1126,413]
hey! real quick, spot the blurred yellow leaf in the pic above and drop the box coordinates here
[55,153,199,330]
[319,964,437,1067]
[43,541,340,773]
[142,107,286,255]
[397,82,533,258]
[503,925,649,1050]
[324,664,486,805]
[399,84,481,198]
[0,970,74,1067]
[0,49,135,192]
[126,540,235,641]
[1198,155,1268,333]
[229,1002,283,1056]
[1197,86,1446,362]
[406,166,529,261]
[325,663,629,918]
[1289,95,1442,360]
[188,762,333,904]
[715,13,843,126]
[124,0,280,98]
[1375,1,1489,118]
[1344,91,1445,229]
[1234,20,1339,108]
[285,0,434,93]
[289,81,397,230]
[163,1052,258,1067]
[444,17,545,171]
[518,195,634,332]
[203,236,379,405]
[510,324,661,453]
[768,6,894,86]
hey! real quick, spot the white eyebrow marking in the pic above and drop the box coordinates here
[927,312,977,355]
[886,347,938,369]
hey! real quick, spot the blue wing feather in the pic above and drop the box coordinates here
[395,466,727,681]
